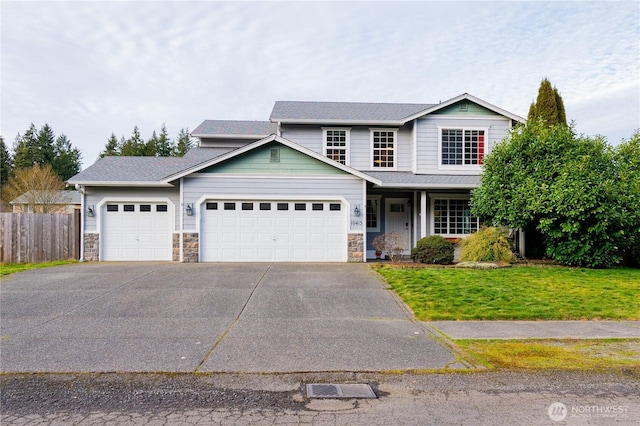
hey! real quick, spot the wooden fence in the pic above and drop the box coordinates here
[0,212,80,263]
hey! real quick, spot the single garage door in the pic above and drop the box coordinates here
[200,200,347,262]
[101,202,172,261]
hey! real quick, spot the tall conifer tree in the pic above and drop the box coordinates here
[527,78,567,126]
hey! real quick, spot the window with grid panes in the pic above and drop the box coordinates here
[433,199,479,235]
[372,130,395,168]
[441,129,485,165]
[366,198,380,231]
[324,129,348,165]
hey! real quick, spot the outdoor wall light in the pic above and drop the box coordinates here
[185,203,194,216]
[353,205,361,217]
[87,206,95,218]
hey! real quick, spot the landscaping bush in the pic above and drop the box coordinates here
[411,235,454,264]
[460,227,515,263]
[372,232,408,262]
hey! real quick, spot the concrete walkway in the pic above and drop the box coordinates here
[429,320,640,339]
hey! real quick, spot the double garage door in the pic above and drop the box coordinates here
[201,200,347,262]
[101,202,172,261]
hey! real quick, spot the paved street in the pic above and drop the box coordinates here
[0,262,461,373]
[2,371,639,425]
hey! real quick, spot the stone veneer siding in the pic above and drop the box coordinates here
[348,233,364,262]
[172,233,180,262]
[84,233,99,261]
[182,232,199,263]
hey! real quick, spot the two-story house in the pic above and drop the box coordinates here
[68,93,524,263]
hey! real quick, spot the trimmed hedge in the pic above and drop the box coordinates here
[411,235,454,264]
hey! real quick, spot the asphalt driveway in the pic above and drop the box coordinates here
[0,263,461,373]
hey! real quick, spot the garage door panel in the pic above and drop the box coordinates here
[201,200,347,262]
[102,203,172,261]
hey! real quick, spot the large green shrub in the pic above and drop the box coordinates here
[460,227,515,263]
[471,123,638,268]
[411,235,454,264]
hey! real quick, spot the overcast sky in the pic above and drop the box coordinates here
[2,1,639,168]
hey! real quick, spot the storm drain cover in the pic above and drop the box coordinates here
[306,383,376,399]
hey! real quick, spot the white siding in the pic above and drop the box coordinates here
[415,116,511,174]
[84,186,180,232]
[280,124,415,172]
[280,125,323,153]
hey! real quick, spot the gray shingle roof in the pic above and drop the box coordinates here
[11,190,81,205]
[68,147,234,184]
[192,120,277,136]
[270,101,435,123]
[363,171,480,188]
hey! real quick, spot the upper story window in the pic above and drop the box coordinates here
[440,128,487,167]
[371,129,397,169]
[323,128,350,165]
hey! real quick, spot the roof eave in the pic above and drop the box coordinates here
[374,183,479,189]
[192,133,273,139]
[68,181,174,187]
[270,118,405,126]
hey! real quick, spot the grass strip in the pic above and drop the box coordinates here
[456,338,640,370]
[0,260,77,277]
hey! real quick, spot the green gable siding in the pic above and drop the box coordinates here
[201,143,347,175]
[432,101,498,116]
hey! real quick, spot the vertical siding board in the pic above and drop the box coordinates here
[0,213,77,263]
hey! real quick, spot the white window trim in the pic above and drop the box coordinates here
[366,195,382,232]
[322,127,351,166]
[437,126,489,172]
[429,193,479,238]
[369,128,398,170]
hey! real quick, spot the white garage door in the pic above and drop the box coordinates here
[200,200,347,262]
[101,202,172,261]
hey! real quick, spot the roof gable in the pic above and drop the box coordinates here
[404,93,526,123]
[167,134,381,185]
[200,142,348,176]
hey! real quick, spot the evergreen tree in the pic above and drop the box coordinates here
[99,133,121,158]
[13,124,39,169]
[527,78,567,126]
[120,126,145,156]
[1,136,13,186]
[51,134,82,181]
[143,131,159,157]
[555,87,567,125]
[175,128,193,157]
[155,124,175,157]
[35,123,56,165]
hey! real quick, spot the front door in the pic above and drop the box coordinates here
[385,198,411,255]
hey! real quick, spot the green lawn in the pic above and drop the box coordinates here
[375,265,640,320]
[0,260,77,277]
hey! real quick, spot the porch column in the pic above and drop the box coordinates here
[420,191,427,238]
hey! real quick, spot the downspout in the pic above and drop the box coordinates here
[179,177,184,262]
[75,184,85,261]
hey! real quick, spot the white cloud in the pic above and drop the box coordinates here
[1,1,638,166]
